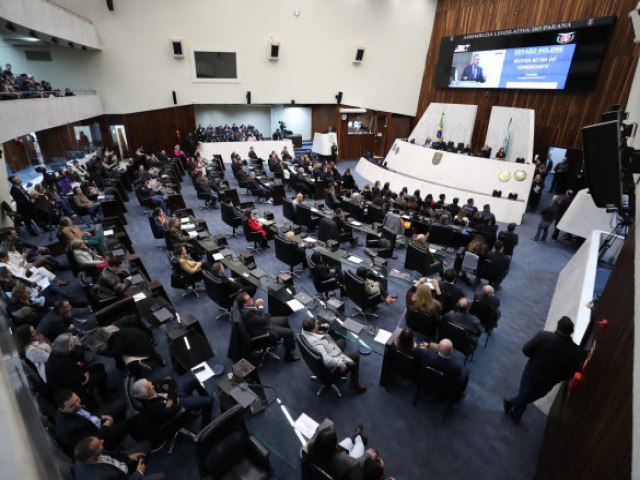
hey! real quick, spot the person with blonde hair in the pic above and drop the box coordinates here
[410,281,442,317]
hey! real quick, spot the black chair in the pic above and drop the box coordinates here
[317,217,340,243]
[406,308,439,341]
[346,201,364,221]
[418,364,458,424]
[202,271,236,321]
[229,304,280,366]
[221,201,242,238]
[147,215,167,250]
[195,405,274,479]
[324,191,340,210]
[440,321,475,365]
[82,284,118,312]
[94,297,138,326]
[296,334,343,397]
[428,224,453,246]
[364,227,396,259]
[385,348,421,405]
[366,203,385,224]
[170,256,202,298]
[404,242,433,276]
[296,204,319,231]
[1,201,37,236]
[476,258,505,287]
[282,197,297,224]
[248,182,268,203]
[343,270,380,320]
[124,374,196,454]
[470,300,499,348]
[309,260,341,300]
[274,235,305,277]
[242,219,265,254]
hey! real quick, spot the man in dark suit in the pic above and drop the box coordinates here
[310,252,345,296]
[73,436,163,480]
[438,268,465,313]
[473,285,501,320]
[55,390,131,453]
[248,146,257,159]
[332,208,359,246]
[211,261,256,297]
[418,339,469,400]
[324,186,340,210]
[236,291,300,361]
[461,54,485,82]
[442,297,483,350]
[484,240,510,288]
[247,171,271,199]
[498,223,519,256]
[504,316,583,424]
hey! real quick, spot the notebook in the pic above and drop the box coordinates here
[152,307,174,323]
[343,318,364,334]
[251,267,268,278]
[130,274,144,285]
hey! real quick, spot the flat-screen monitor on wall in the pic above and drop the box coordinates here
[194,51,237,79]
[435,16,615,91]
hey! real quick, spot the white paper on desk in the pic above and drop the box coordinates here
[212,253,224,261]
[182,223,196,230]
[104,229,114,236]
[286,299,305,312]
[294,413,319,440]
[374,328,393,344]
[310,208,320,213]
[191,362,214,383]
[132,292,147,302]
[304,237,316,243]
[187,231,198,239]
[37,277,50,290]
[180,217,190,223]
[347,255,363,264]
[349,220,362,226]
[97,195,105,201]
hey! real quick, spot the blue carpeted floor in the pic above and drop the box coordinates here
[35,161,580,479]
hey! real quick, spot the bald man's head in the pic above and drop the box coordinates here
[482,285,494,296]
[457,297,469,312]
[415,234,427,245]
[438,339,453,357]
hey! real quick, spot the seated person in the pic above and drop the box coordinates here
[301,316,366,392]
[452,208,469,226]
[55,389,133,453]
[194,171,219,208]
[131,376,214,427]
[325,185,340,209]
[281,146,292,160]
[295,167,314,196]
[341,169,357,191]
[96,257,136,300]
[462,198,478,217]
[406,279,442,317]
[236,291,299,361]
[235,165,249,184]
[0,248,67,287]
[410,233,437,264]
[395,329,468,401]
[14,324,51,381]
[310,252,345,296]
[498,222,519,256]
[356,267,395,304]
[6,282,48,326]
[437,269,465,313]
[69,239,108,270]
[174,245,208,281]
[210,261,256,297]
[82,325,158,371]
[281,231,308,268]
[72,186,102,217]
[442,298,483,350]
[247,171,272,200]
[248,146,257,159]
[474,284,501,320]
[137,180,169,215]
[4,227,62,270]
[151,207,169,233]
[45,333,108,410]
[38,299,95,342]
[73,436,161,480]
[246,210,270,247]
[166,216,192,250]
[333,208,359,247]
[291,192,304,212]
[60,216,105,255]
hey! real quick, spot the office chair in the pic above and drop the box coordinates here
[458,251,479,283]
[274,235,305,277]
[343,270,380,321]
[229,304,280,366]
[308,257,341,301]
[364,227,396,259]
[195,405,274,479]
[202,271,237,321]
[297,334,343,397]
[281,197,297,224]
[296,204,320,231]
[440,321,476,365]
[221,201,242,238]
[170,255,202,298]
[427,223,453,247]
[147,215,167,250]
[405,308,440,341]
[242,219,265,254]
[470,300,499,348]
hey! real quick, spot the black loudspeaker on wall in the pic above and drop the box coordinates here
[246,91,251,105]
[106,0,114,12]
[355,48,365,62]
[581,120,622,208]
[270,43,280,59]
[172,91,177,105]
[336,91,343,105]
[172,40,183,56]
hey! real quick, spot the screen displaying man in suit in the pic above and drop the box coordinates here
[462,54,486,82]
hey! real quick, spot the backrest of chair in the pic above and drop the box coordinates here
[282,198,297,223]
[461,252,479,271]
[203,271,234,309]
[428,224,452,246]
[297,334,334,384]
[442,321,472,355]
[196,404,249,477]
[391,348,420,383]
[297,204,314,227]
[366,204,384,223]
[404,242,428,275]
[406,308,439,339]
[221,202,241,227]
[470,300,497,330]
[476,258,501,282]
[317,217,338,242]
[419,365,447,399]
[125,373,144,413]
[343,270,366,306]
[147,216,165,239]
[274,235,297,265]
[381,226,397,251]
[95,297,138,325]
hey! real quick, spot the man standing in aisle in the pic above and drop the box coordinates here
[503,316,583,424]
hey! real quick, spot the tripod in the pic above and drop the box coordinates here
[598,219,631,262]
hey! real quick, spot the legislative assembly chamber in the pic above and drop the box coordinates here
[0,0,639,479]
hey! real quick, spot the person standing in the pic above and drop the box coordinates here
[533,197,559,242]
[503,316,583,424]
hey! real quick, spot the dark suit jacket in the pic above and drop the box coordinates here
[37,311,72,341]
[240,306,270,337]
[462,64,484,81]
[522,331,582,387]
[248,150,257,159]
[56,410,106,453]
[10,184,32,212]
[139,380,179,421]
[443,311,483,349]
[74,452,142,480]
[417,349,469,396]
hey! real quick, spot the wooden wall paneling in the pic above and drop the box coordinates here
[536,230,634,479]
[3,140,31,172]
[416,0,640,157]
[385,114,414,153]
[311,105,338,135]
[123,105,196,154]
[37,124,76,164]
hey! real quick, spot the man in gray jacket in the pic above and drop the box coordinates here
[301,317,366,393]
